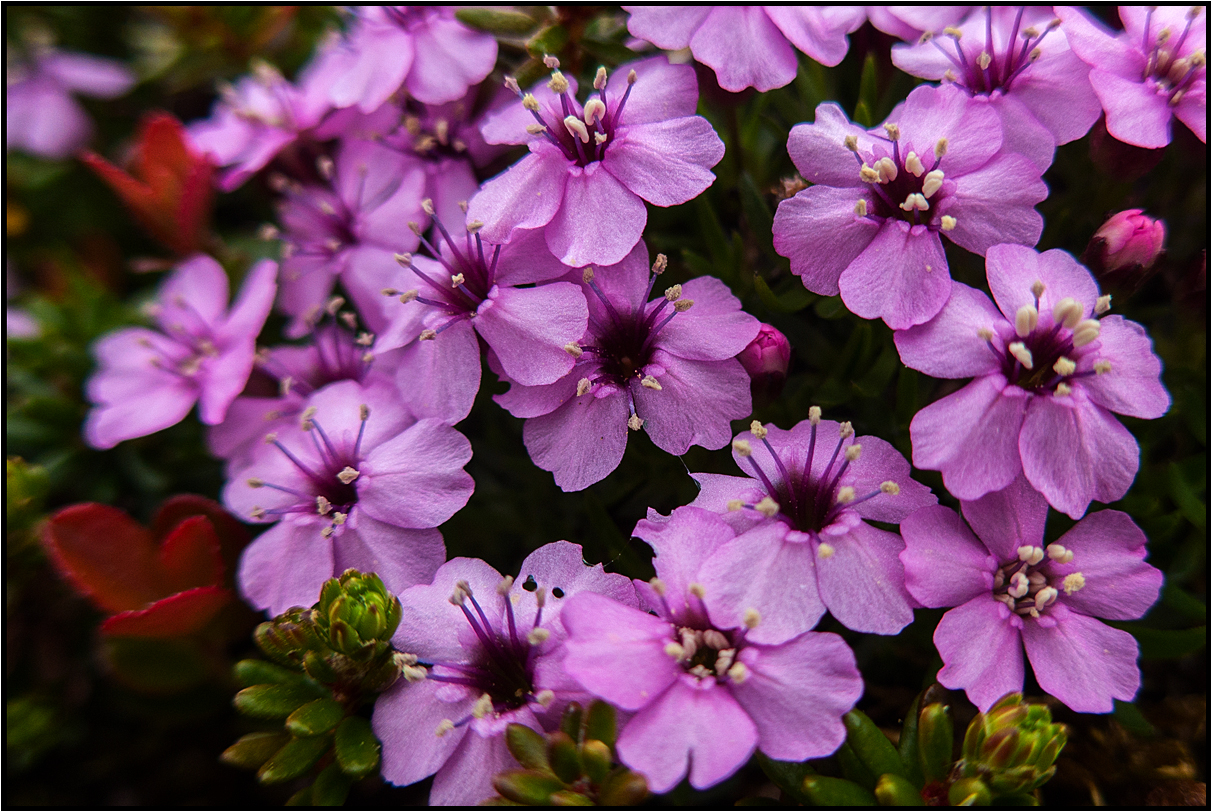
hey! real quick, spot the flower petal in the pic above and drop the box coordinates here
[935,596,1026,712]
[544,163,647,268]
[837,220,951,330]
[900,505,998,608]
[1021,604,1140,713]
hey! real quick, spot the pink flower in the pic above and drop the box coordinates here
[84,255,277,449]
[623,6,865,92]
[895,244,1171,519]
[900,475,1163,713]
[738,323,792,401]
[495,244,759,492]
[773,84,1047,329]
[1084,209,1167,288]
[892,7,1102,169]
[224,378,473,615]
[686,416,936,637]
[373,542,637,806]
[562,506,862,793]
[468,56,724,267]
[1056,6,1206,148]
[863,7,970,41]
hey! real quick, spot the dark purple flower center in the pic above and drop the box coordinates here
[992,542,1085,620]
[927,9,1060,96]
[510,64,637,168]
[1138,7,1205,104]
[257,320,374,399]
[651,583,753,686]
[283,187,359,260]
[150,297,222,378]
[398,108,471,163]
[849,130,955,233]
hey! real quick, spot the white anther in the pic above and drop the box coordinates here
[250,507,266,520]
[755,496,780,518]
[905,151,925,177]
[860,164,881,183]
[582,267,595,284]
[472,693,494,719]
[714,648,736,675]
[921,169,945,198]
[450,273,465,289]
[402,664,427,682]
[977,50,992,70]
[881,481,900,495]
[419,329,437,341]
[1018,545,1045,565]
[394,252,413,267]
[1046,543,1075,564]
[944,26,963,38]
[641,374,663,390]
[934,138,948,159]
[337,466,360,484]
[594,65,608,90]
[702,629,729,650]
[627,69,637,84]
[300,406,318,430]
[527,628,550,646]
[1015,305,1039,337]
[727,661,749,684]
[1072,319,1101,347]
[564,341,583,357]
[247,478,264,488]
[1054,383,1072,396]
[1052,297,1083,329]
[583,98,606,125]
[1030,280,1047,300]
[809,406,822,425]
[316,496,332,515]
[576,377,593,397]
[649,577,666,597]
[688,665,712,679]
[318,200,337,216]
[1095,294,1112,315]
[674,299,694,312]
[533,689,555,708]
[563,115,590,143]
[679,629,699,659]
[733,439,753,456]
[900,193,929,211]
[817,543,835,559]
[844,134,859,152]
[435,719,455,737]
[1028,571,1047,587]
[652,254,668,275]
[876,156,898,183]
[1008,341,1034,369]
[845,443,862,462]
[944,68,958,82]
[496,575,514,596]
[883,122,901,141]
[1062,572,1085,595]
[1094,360,1112,375]
[743,608,761,628]
[321,526,335,538]
[521,93,540,112]
[664,284,682,302]
[525,123,547,136]
[628,414,644,431]
[749,420,767,439]
[836,486,856,504]
[1053,357,1076,376]
[547,70,569,93]
[688,583,706,599]
[1008,572,1030,598]
[1034,587,1058,610]
[726,499,744,512]
[854,199,868,216]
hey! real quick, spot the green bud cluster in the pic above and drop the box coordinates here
[957,692,1069,797]
[222,570,404,805]
[484,701,649,806]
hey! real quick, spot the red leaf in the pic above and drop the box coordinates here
[157,516,225,594]
[100,586,232,639]
[151,495,250,578]
[42,504,164,613]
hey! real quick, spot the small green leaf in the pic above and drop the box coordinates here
[756,753,814,804]
[802,775,877,806]
[549,790,594,806]
[455,7,539,35]
[493,769,567,805]
[286,698,345,737]
[258,734,331,784]
[597,767,649,806]
[918,702,954,785]
[584,700,617,748]
[581,739,612,785]
[233,659,305,687]
[333,716,381,779]
[506,723,550,771]
[234,684,325,720]
[1168,463,1206,529]
[1122,624,1207,659]
[814,295,847,319]
[311,762,353,806]
[548,731,582,784]
[948,776,993,806]
[844,710,907,779]
[754,273,815,314]
[898,690,924,787]
[560,702,584,741]
[526,25,568,58]
[739,172,775,256]
[856,52,879,127]
[838,741,878,790]
[220,731,290,770]
[874,772,923,806]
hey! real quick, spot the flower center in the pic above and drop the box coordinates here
[401,110,470,161]
[651,580,757,685]
[848,127,957,233]
[991,543,1085,619]
[925,10,1061,96]
[1139,7,1206,106]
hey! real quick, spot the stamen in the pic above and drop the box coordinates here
[749,420,767,439]
[733,439,753,456]
[843,134,859,152]
[1017,545,1045,565]
[583,98,606,125]
[628,414,644,431]
[564,115,590,143]
[854,199,868,216]
[547,71,569,94]
[905,151,925,176]
[1095,295,1112,315]
[435,719,455,737]
[1008,341,1034,369]
[1072,319,1101,347]
[1052,297,1084,329]
[836,486,856,504]
[743,608,761,628]
[664,642,686,660]
[808,406,822,425]
[576,378,592,397]
[1045,543,1074,564]
[337,466,360,484]
[860,164,881,183]
[1008,572,1030,598]
[1094,360,1112,375]
[754,496,780,518]
[1034,587,1058,610]
[527,628,550,645]
[533,689,555,708]
[875,156,898,182]
[1015,304,1039,337]
[899,193,929,211]
[594,66,608,90]
[880,481,900,495]
[940,215,957,231]
[1062,573,1085,594]
[1054,383,1072,396]
[817,543,835,559]
[921,169,945,198]
[564,341,583,357]
[726,499,744,511]
[472,693,494,719]
[934,138,948,160]
[727,662,749,684]
[640,374,662,390]
[316,496,332,515]
[1053,357,1076,376]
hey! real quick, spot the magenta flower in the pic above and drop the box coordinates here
[623,7,865,92]
[373,542,637,806]
[276,137,426,337]
[495,244,759,492]
[892,7,1102,169]
[326,6,498,112]
[1056,6,1206,148]
[864,7,970,41]
[773,84,1047,329]
[687,416,936,637]
[562,506,863,793]
[375,211,588,388]
[895,244,1171,519]
[468,56,724,267]
[900,475,1163,713]
[6,47,135,160]
[85,255,277,449]
[224,378,473,615]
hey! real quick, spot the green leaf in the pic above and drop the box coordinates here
[1161,583,1207,622]
[917,702,954,785]
[898,692,924,787]
[311,762,354,806]
[220,732,289,770]
[547,731,582,784]
[549,790,594,806]
[258,734,331,784]
[493,769,567,805]
[333,716,381,779]
[506,723,551,771]
[814,295,847,319]
[696,196,732,266]
[584,700,617,749]
[874,772,924,806]
[855,52,879,127]
[1168,462,1206,529]
[739,172,775,257]
[526,25,568,58]
[802,775,877,806]
[234,684,326,720]
[756,753,814,804]
[581,739,612,786]
[233,659,306,688]
[455,7,539,35]
[596,767,649,806]
[1122,624,1207,659]
[838,741,878,790]
[753,273,815,314]
[286,698,346,737]
[1111,700,1157,737]
[844,710,907,779]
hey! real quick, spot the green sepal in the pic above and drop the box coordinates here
[597,767,649,806]
[560,702,583,741]
[285,785,313,806]
[801,775,877,806]
[581,739,612,786]
[843,709,906,779]
[898,692,924,787]
[286,698,346,737]
[311,762,353,806]
[233,658,304,687]
[755,752,814,804]
[455,7,540,36]
[584,700,617,749]
[948,776,993,806]
[549,790,594,806]
[505,723,550,771]
[838,741,878,790]
[493,769,567,805]
[220,731,290,770]
[234,683,326,720]
[987,765,1049,796]
[301,650,340,684]
[257,734,331,784]
[547,731,582,784]
[917,702,954,785]
[333,715,380,779]
[874,772,923,806]
[526,24,568,58]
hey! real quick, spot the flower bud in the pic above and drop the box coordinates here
[738,323,792,405]
[959,692,1068,796]
[1085,209,1165,285]
[315,569,402,657]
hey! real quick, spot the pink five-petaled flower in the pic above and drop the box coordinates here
[687,415,936,637]
[84,254,277,449]
[494,243,760,492]
[468,55,725,268]
[1056,6,1206,148]
[894,244,1170,519]
[773,83,1047,330]
[224,378,473,615]
[373,542,638,807]
[375,208,588,388]
[900,475,1163,713]
[561,506,863,794]
[892,7,1102,170]
[623,6,865,92]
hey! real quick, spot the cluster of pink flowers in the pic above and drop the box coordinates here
[60,4,1193,805]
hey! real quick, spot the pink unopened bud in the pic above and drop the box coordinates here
[738,324,791,405]
[1083,210,1165,294]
